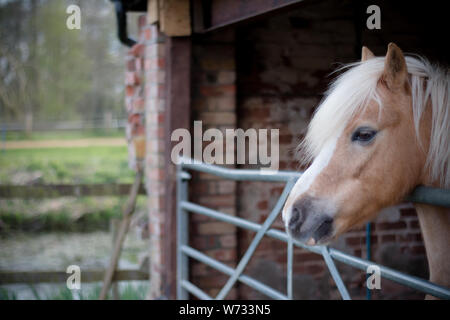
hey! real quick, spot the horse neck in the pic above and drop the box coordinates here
[414,203,450,290]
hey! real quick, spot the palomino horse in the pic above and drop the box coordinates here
[282,43,449,298]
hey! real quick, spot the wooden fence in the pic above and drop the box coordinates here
[0,183,148,298]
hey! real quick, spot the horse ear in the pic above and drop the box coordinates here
[361,46,375,61]
[383,42,407,91]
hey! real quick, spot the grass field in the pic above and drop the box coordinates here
[0,145,133,185]
[0,131,148,300]
[2,129,124,141]
[0,131,144,233]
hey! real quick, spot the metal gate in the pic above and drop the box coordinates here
[176,157,450,300]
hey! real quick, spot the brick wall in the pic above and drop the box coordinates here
[233,0,436,299]
[189,30,239,299]
[143,23,167,299]
[124,15,168,299]
[125,15,148,170]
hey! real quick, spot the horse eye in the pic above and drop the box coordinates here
[351,127,377,144]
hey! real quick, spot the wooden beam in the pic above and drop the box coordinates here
[194,0,306,33]
[147,0,159,24]
[0,269,148,285]
[160,0,191,36]
[0,184,146,199]
[163,36,191,298]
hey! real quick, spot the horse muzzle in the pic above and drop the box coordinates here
[285,196,335,245]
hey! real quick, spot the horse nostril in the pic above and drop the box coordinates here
[314,218,333,240]
[288,204,304,230]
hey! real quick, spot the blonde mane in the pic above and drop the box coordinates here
[297,55,450,188]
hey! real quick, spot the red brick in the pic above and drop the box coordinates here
[217,181,235,194]
[345,235,377,246]
[126,57,135,71]
[192,273,229,289]
[400,208,417,217]
[294,263,325,275]
[128,113,143,124]
[131,121,145,136]
[146,83,165,98]
[377,221,407,230]
[147,168,165,181]
[149,140,164,154]
[257,200,268,210]
[148,194,165,209]
[279,134,293,144]
[200,112,236,125]
[132,97,145,112]
[146,70,165,84]
[218,234,237,248]
[295,252,323,262]
[125,85,135,97]
[409,220,420,229]
[242,107,270,120]
[199,84,236,97]
[125,71,140,86]
[142,25,161,42]
[398,233,422,242]
[135,57,143,72]
[137,14,147,31]
[410,245,426,254]
[380,234,396,243]
[158,113,164,124]
[129,43,145,57]
[197,222,236,235]
[192,236,219,250]
[197,194,235,208]
[208,248,237,262]
[216,71,236,84]
[145,57,166,70]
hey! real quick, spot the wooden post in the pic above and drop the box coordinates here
[110,218,120,300]
[163,36,191,298]
[99,170,143,300]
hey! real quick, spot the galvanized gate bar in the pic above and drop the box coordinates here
[215,180,296,300]
[177,158,450,300]
[181,280,213,300]
[328,249,450,300]
[181,245,288,300]
[320,246,350,300]
[176,164,190,299]
[180,198,450,299]
[179,156,301,182]
[406,185,450,208]
[287,238,293,299]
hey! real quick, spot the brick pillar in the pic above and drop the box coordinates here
[124,15,168,299]
[143,23,167,299]
[124,15,147,169]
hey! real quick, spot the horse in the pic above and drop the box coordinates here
[282,43,449,298]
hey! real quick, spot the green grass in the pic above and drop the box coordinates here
[0,146,134,184]
[2,129,124,141]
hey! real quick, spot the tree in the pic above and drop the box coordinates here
[0,0,126,131]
